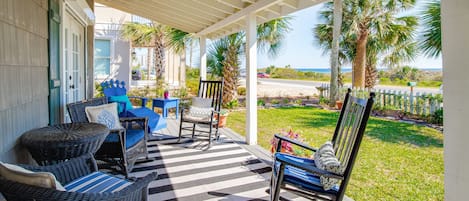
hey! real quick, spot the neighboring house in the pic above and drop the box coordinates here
[94,4,186,89]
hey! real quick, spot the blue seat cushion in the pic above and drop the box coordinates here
[274,154,339,194]
[64,172,132,193]
[127,107,167,133]
[108,95,134,114]
[104,129,145,149]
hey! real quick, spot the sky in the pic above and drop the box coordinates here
[257,2,442,69]
[183,1,442,70]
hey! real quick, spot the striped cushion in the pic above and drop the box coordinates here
[275,154,339,193]
[64,172,132,193]
[314,142,343,190]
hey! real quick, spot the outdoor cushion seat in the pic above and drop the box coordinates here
[0,154,157,201]
[104,129,145,149]
[127,107,167,133]
[102,79,167,133]
[64,172,132,193]
[274,154,339,194]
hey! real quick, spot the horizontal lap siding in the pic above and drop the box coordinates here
[0,0,49,163]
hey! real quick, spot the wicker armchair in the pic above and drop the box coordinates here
[67,98,149,177]
[0,154,157,201]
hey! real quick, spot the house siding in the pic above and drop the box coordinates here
[0,0,49,163]
[94,4,186,89]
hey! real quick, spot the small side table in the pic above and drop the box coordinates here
[21,123,109,165]
[152,98,180,119]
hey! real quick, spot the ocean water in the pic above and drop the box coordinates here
[295,68,442,74]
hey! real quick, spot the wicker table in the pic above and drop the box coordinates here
[21,123,109,165]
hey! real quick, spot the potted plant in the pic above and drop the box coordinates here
[336,100,344,110]
[216,109,229,128]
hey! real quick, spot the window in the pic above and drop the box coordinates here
[94,39,111,76]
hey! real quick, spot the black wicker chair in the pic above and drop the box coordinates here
[67,97,149,177]
[178,78,224,146]
[0,154,157,201]
[270,89,375,201]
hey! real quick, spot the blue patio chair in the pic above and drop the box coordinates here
[101,79,167,133]
[270,89,375,201]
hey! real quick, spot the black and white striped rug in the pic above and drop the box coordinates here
[129,135,305,201]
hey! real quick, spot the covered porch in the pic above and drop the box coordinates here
[0,0,468,200]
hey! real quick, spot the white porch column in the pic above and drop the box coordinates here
[246,13,257,145]
[199,36,207,79]
[442,0,469,200]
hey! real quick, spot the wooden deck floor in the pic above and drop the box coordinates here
[129,118,308,201]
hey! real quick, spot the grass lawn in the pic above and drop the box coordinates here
[226,107,443,200]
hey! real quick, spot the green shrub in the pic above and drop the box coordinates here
[174,87,188,98]
[257,99,265,106]
[294,99,303,105]
[225,99,239,109]
[430,108,443,125]
[271,99,280,104]
[94,82,104,97]
[186,67,200,79]
[237,87,246,96]
[319,96,329,105]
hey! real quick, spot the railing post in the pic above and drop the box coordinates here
[403,91,408,112]
[422,92,427,115]
[409,91,414,114]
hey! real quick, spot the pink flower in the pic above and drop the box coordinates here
[270,129,302,155]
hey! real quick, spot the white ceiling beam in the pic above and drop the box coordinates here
[298,0,328,8]
[149,1,219,24]
[196,0,283,36]
[195,0,236,15]
[169,0,228,21]
[216,0,247,9]
[266,8,281,15]
[100,1,199,33]
[281,0,298,9]
[96,1,201,32]
[280,5,295,15]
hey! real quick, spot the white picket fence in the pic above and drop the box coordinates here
[318,83,443,116]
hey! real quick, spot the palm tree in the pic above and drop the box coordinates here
[420,0,441,58]
[121,22,190,90]
[208,17,292,105]
[314,0,418,88]
[329,0,343,106]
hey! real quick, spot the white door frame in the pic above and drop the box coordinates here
[61,4,87,122]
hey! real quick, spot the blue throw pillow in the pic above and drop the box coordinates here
[109,95,134,113]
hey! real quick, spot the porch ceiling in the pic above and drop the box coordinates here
[95,0,326,39]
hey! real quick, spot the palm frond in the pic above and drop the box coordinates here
[419,0,441,58]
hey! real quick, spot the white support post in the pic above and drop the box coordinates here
[246,12,257,145]
[199,36,207,80]
[443,1,469,199]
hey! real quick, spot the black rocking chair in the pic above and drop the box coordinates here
[270,89,375,201]
[178,78,224,146]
